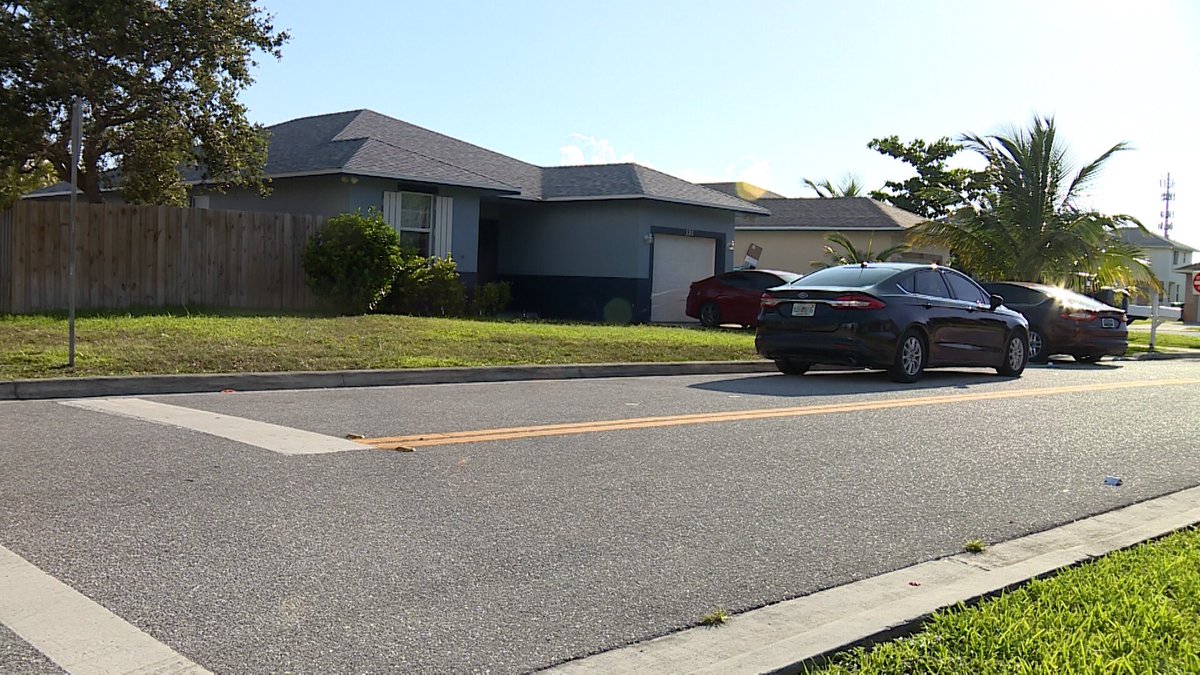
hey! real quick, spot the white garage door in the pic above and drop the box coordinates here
[651,234,716,322]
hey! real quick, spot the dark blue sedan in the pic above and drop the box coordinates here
[755,263,1030,382]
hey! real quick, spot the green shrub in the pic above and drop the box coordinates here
[379,251,467,317]
[468,281,512,317]
[303,210,402,314]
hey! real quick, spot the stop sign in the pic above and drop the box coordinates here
[1194,272,1200,294]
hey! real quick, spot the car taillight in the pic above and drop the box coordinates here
[828,293,886,310]
[1061,309,1095,321]
[760,293,780,309]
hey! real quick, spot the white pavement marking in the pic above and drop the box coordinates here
[0,544,212,675]
[61,397,367,455]
[545,484,1200,674]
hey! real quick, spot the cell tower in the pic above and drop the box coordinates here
[1160,173,1175,239]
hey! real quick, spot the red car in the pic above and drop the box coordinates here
[686,269,802,327]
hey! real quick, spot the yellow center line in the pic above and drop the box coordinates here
[358,378,1200,450]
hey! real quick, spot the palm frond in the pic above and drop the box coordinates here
[1064,141,1130,205]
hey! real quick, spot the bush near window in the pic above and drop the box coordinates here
[468,281,512,317]
[379,251,466,317]
[303,210,402,314]
[378,252,513,318]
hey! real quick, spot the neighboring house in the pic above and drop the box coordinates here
[701,184,945,271]
[1175,260,1200,323]
[1117,227,1197,305]
[25,110,766,322]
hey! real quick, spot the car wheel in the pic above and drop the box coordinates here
[699,302,721,328]
[1028,327,1048,363]
[888,330,926,383]
[775,359,811,375]
[1075,354,1103,364]
[997,331,1028,377]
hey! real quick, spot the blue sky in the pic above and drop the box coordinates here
[241,0,1200,248]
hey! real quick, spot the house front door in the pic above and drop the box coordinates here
[477,219,499,284]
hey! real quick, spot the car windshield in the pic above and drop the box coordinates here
[786,266,897,288]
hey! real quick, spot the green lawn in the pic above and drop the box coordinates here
[0,311,759,380]
[810,527,1200,674]
[3,310,1195,381]
[1126,331,1200,352]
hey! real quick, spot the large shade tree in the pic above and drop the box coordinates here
[868,136,986,220]
[0,0,288,205]
[909,116,1159,294]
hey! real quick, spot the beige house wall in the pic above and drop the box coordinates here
[738,230,947,273]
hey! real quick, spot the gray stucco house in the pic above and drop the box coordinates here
[30,107,768,319]
[28,110,765,322]
[212,110,771,322]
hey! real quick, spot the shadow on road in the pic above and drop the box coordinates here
[690,368,1013,398]
[1040,359,1121,370]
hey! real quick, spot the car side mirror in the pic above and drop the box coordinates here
[989,294,1004,311]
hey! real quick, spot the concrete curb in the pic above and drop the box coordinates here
[1133,350,1200,361]
[3,351,1198,401]
[543,485,1200,674]
[0,361,779,401]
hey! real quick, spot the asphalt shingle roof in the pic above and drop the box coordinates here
[1117,227,1196,251]
[539,165,767,213]
[734,197,926,230]
[264,110,763,212]
[23,109,768,213]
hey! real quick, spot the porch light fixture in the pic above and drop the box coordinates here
[728,239,736,251]
[644,233,654,245]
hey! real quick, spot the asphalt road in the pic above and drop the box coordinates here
[3,360,1200,674]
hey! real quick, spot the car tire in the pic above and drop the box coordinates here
[699,302,721,328]
[1028,327,1049,363]
[775,359,811,375]
[997,331,1028,377]
[1075,354,1103,364]
[888,330,926,383]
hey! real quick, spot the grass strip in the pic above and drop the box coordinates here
[0,311,759,380]
[3,310,1195,381]
[1126,332,1200,351]
[810,527,1200,674]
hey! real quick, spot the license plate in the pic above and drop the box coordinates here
[1101,318,1116,328]
[791,302,816,317]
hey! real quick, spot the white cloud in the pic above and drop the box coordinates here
[559,133,636,166]
[559,144,586,165]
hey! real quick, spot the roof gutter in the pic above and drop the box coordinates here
[533,193,769,215]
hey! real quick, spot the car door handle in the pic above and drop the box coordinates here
[922,302,933,309]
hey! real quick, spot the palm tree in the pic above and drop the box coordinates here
[813,232,911,269]
[910,116,1160,294]
[803,174,864,198]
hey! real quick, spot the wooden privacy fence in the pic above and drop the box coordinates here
[0,201,328,314]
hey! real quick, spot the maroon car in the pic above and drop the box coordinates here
[981,282,1128,363]
[686,269,801,327]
